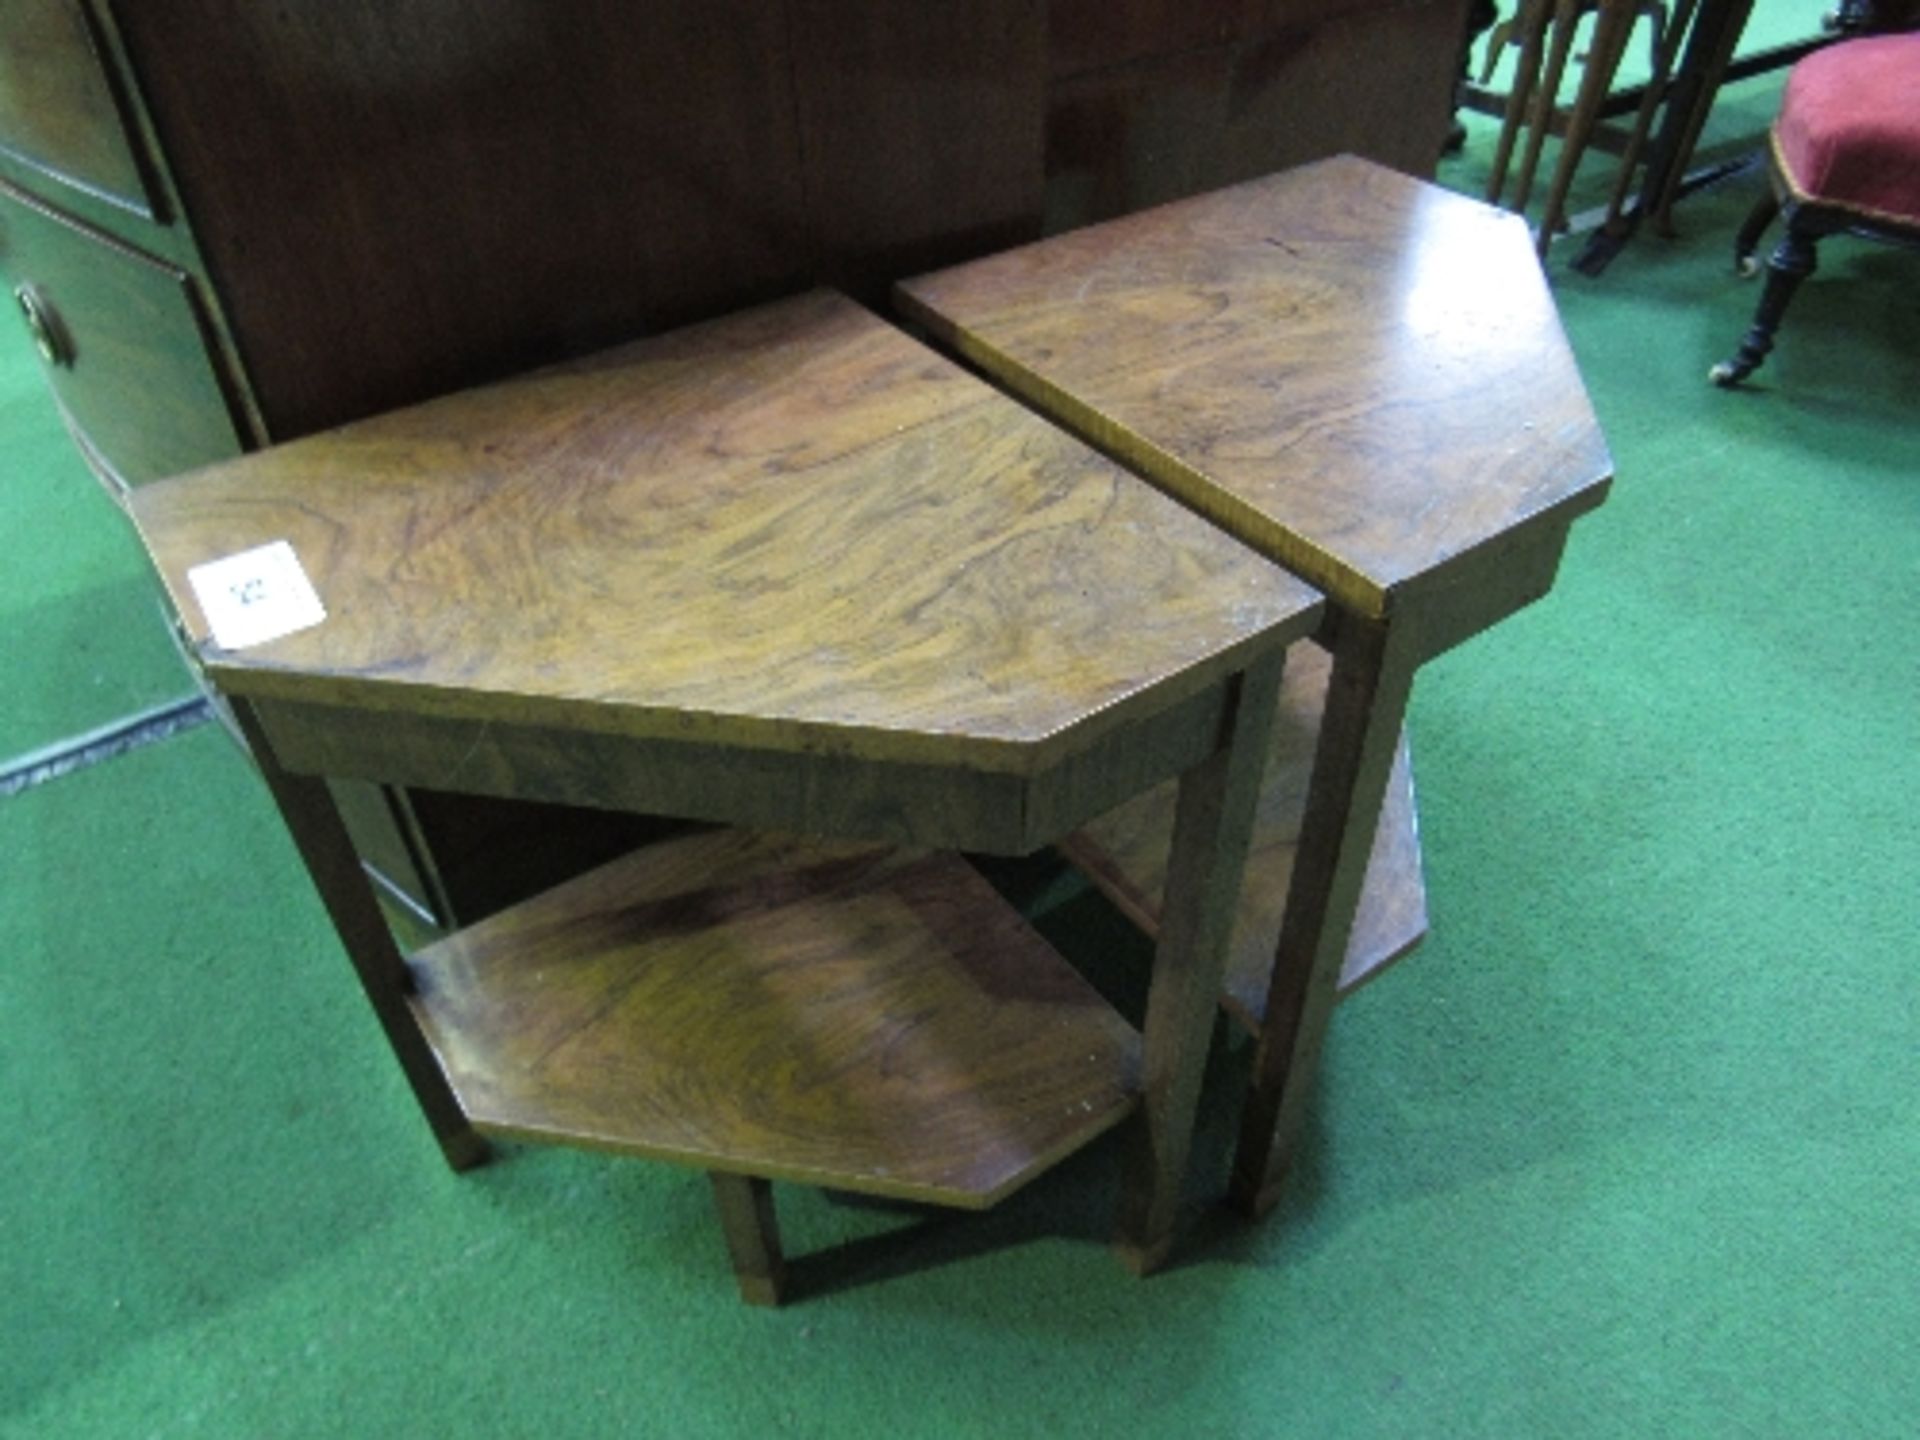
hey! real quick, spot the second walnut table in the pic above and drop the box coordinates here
[899,155,1615,1216]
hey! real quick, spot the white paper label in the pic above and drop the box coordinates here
[187,540,327,650]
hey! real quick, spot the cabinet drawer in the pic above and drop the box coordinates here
[0,0,161,218]
[0,182,242,487]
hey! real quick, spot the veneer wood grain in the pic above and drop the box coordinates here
[131,290,1323,1289]
[409,829,1142,1210]
[898,155,1613,624]
[132,290,1317,779]
[899,155,1612,1218]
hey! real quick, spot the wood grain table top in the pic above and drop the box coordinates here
[130,291,1319,774]
[897,155,1614,621]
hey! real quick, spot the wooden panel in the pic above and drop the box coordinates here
[399,789,685,930]
[1045,45,1230,231]
[1048,0,1399,80]
[0,0,158,216]
[900,156,1613,626]
[114,0,813,439]
[1213,1,1471,182]
[1060,640,1427,1024]
[788,0,1048,302]
[0,181,241,485]
[1042,0,1465,230]
[249,678,1233,859]
[1238,0,1427,35]
[130,292,1318,777]
[409,829,1143,1209]
[1048,0,1242,79]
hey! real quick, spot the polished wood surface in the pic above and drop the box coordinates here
[131,290,1318,776]
[408,828,1141,1209]
[1061,641,1426,1026]
[901,155,1613,1221]
[133,289,1321,1288]
[4,2,1465,931]
[898,154,1613,622]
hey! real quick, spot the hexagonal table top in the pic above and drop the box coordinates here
[897,155,1614,621]
[130,290,1319,775]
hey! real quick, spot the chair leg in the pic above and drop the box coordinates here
[1732,189,1783,275]
[1653,0,1755,234]
[1512,0,1582,214]
[1487,0,1552,204]
[1710,212,1817,386]
[1537,0,1638,256]
[1600,0,1701,236]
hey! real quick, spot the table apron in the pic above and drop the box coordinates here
[249,679,1242,857]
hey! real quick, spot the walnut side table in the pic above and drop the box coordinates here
[899,155,1614,1217]
[127,291,1323,1299]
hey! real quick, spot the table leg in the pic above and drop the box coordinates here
[1229,615,1419,1219]
[1114,649,1286,1274]
[1635,0,1755,229]
[232,699,488,1173]
[709,1173,787,1307]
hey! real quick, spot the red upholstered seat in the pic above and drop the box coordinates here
[1711,31,1920,386]
[1772,33,1920,225]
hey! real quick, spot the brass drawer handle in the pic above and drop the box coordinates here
[14,284,72,368]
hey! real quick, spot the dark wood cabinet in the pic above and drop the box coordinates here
[2,0,1467,929]
[1,181,243,484]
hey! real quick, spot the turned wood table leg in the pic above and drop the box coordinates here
[708,1173,787,1307]
[1115,649,1286,1273]
[232,699,488,1173]
[1229,617,1419,1218]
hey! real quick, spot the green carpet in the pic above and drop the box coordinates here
[5,30,1917,1437]
[0,325,197,762]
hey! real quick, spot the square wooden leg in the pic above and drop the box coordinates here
[233,699,487,1173]
[1114,649,1285,1273]
[1229,618,1417,1218]
[708,1173,787,1307]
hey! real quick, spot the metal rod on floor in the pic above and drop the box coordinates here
[0,695,213,798]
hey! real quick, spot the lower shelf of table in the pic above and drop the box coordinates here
[1060,641,1428,1032]
[406,827,1142,1210]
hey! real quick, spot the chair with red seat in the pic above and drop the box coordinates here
[1711,32,1920,386]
